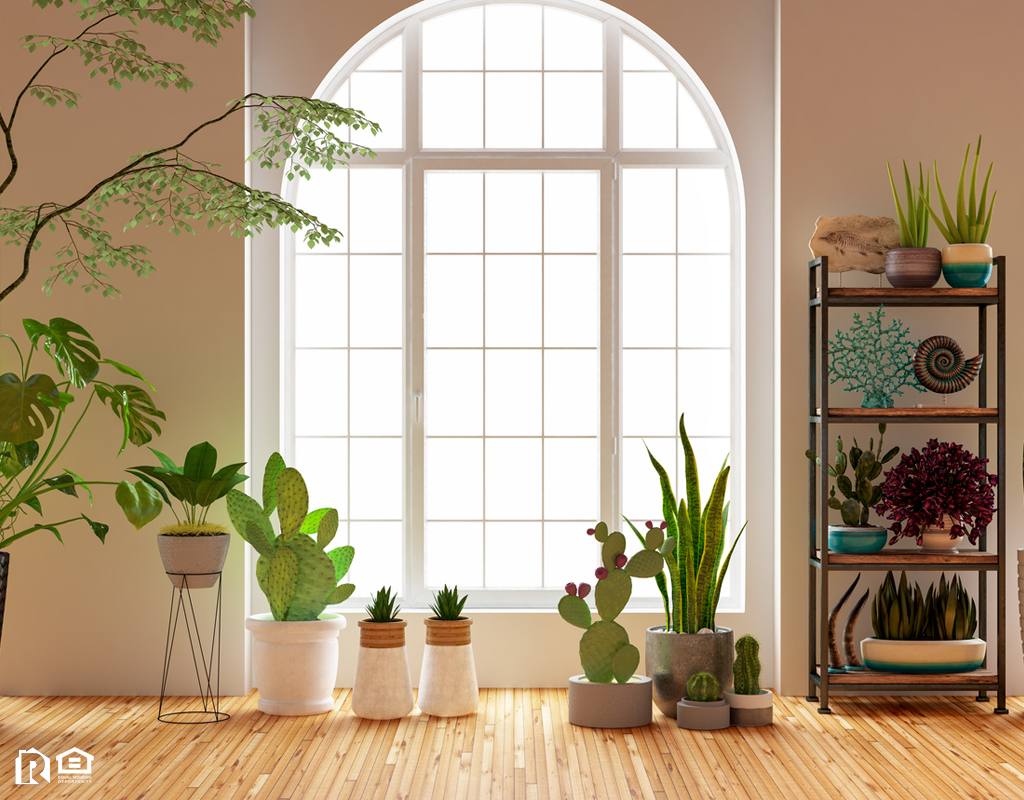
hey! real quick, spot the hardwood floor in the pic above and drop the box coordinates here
[1,690,1022,798]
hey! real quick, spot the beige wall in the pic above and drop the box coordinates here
[780,0,1024,694]
[0,4,247,694]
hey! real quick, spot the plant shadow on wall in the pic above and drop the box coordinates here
[0,0,378,656]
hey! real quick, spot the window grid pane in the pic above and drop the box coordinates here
[425,171,599,590]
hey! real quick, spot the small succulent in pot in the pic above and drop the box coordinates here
[686,672,720,702]
[871,570,977,642]
[366,586,401,623]
[924,573,977,641]
[429,584,467,620]
[119,441,247,534]
[874,439,997,545]
[806,423,899,527]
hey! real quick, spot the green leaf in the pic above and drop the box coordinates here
[115,480,163,530]
[95,384,165,454]
[328,545,355,583]
[0,373,58,445]
[25,496,42,515]
[43,474,78,497]
[183,441,217,481]
[22,318,100,388]
[101,358,156,391]
[0,440,39,478]
[81,513,109,544]
[327,583,355,605]
[262,452,287,515]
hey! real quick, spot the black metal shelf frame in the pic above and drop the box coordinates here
[806,255,1007,715]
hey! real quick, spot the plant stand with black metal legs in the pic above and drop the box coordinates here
[159,572,229,724]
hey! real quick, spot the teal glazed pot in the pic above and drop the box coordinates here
[941,243,993,288]
[827,526,887,554]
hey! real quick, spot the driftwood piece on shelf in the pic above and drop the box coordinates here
[827,573,861,671]
[843,589,870,670]
[809,215,900,274]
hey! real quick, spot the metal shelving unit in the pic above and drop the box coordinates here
[807,255,1007,714]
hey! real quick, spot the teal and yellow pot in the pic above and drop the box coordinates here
[941,243,992,288]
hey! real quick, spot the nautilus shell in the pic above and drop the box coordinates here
[913,336,983,394]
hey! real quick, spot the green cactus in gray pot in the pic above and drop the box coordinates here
[732,634,762,695]
[558,521,668,683]
[226,453,355,621]
[686,672,720,702]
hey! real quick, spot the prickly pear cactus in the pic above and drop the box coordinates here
[733,634,762,695]
[227,453,356,621]
[686,671,720,702]
[558,521,665,683]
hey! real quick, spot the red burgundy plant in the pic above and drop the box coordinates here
[874,439,997,546]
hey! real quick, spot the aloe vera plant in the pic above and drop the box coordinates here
[887,161,931,247]
[625,413,747,634]
[226,453,355,621]
[366,586,401,623]
[919,135,996,244]
[429,584,467,620]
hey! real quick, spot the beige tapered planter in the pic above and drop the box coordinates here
[417,617,479,717]
[352,620,414,719]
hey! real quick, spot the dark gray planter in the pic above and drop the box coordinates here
[567,675,653,728]
[676,697,730,730]
[725,689,774,726]
[645,626,734,718]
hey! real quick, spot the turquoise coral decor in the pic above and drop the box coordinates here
[558,522,667,683]
[828,305,924,408]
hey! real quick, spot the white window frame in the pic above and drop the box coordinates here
[271,0,747,611]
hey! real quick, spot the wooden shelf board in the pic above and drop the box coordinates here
[817,287,999,307]
[813,668,998,686]
[815,408,999,423]
[813,550,998,568]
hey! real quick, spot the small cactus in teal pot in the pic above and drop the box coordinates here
[732,634,762,695]
[558,521,669,683]
[686,672,720,702]
[226,453,355,621]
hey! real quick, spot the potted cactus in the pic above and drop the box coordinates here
[558,521,668,728]
[226,453,356,715]
[805,423,897,554]
[723,634,773,726]
[119,441,247,588]
[418,585,478,717]
[625,413,747,718]
[675,672,730,731]
[352,587,414,720]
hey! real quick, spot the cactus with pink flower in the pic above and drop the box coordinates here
[558,521,674,683]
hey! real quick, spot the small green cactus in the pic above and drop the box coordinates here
[733,634,762,695]
[686,672,720,702]
[227,453,355,621]
[558,521,667,684]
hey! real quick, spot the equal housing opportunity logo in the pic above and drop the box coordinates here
[15,747,94,785]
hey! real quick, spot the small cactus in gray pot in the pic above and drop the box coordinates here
[732,634,762,695]
[558,521,669,683]
[686,672,720,702]
[226,453,355,621]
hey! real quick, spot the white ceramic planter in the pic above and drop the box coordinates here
[919,515,963,554]
[246,612,346,715]
[860,637,986,673]
[417,617,479,717]
[158,534,230,589]
[724,689,774,726]
[567,675,653,728]
[352,620,414,720]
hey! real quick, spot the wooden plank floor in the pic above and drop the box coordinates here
[1,690,1023,799]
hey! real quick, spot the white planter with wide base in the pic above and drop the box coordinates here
[676,697,730,730]
[724,689,774,726]
[418,618,479,717]
[860,637,986,673]
[352,620,414,720]
[246,612,346,715]
[567,675,653,728]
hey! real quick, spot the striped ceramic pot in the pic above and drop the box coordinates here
[941,243,992,288]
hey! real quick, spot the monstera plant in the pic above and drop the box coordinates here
[0,317,163,549]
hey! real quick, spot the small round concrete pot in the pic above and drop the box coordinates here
[246,612,346,715]
[352,620,414,720]
[724,689,774,726]
[567,675,653,728]
[646,625,733,718]
[676,697,730,731]
[158,533,230,589]
[418,617,479,717]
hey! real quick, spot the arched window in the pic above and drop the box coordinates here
[281,0,745,609]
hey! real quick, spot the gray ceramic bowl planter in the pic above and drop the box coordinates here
[724,689,774,726]
[567,675,653,728]
[676,697,730,730]
[646,626,734,718]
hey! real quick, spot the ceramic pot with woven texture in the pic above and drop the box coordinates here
[884,247,941,288]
